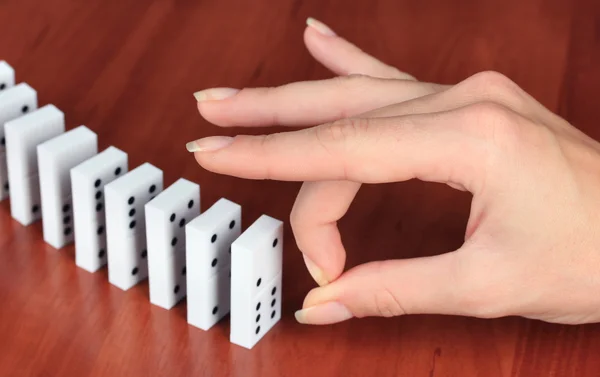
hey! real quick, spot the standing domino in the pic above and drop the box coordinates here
[71,147,128,273]
[145,178,200,309]
[105,163,163,291]
[37,126,97,248]
[186,198,241,330]
[230,215,283,349]
[5,105,65,225]
[0,83,37,199]
[0,61,15,91]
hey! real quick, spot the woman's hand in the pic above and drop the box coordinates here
[187,18,600,325]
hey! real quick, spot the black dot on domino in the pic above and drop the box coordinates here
[0,83,5,90]
[129,220,136,229]
[211,258,217,268]
[271,287,277,295]
[272,238,278,247]
[94,179,101,188]
[132,267,138,275]
[128,196,135,205]
[211,234,217,243]
[149,184,156,193]
[114,167,121,176]
[31,205,39,213]
[141,249,147,259]
[98,249,106,258]
[255,314,260,322]
[97,226,104,235]
[0,137,4,146]
[62,203,70,212]
[212,306,218,315]
[255,326,260,334]
[179,218,185,228]
[229,220,235,229]
[21,105,28,113]
[271,298,276,307]
[256,302,261,311]
[129,208,135,217]
[95,191,102,200]
[187,199,193,208]
[64,227,72,236]
[182,266,186,275]
[171,237,177,246]
[169,213,175,222]
[3,183,8,191]
[63,216,70,225]
[256,278,262,287]
[174,285,180,294]
[96,203,103,212]
[271,310,276,319]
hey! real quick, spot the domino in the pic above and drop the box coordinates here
[186,198,241,330]
[0,61,15,91]
[71,146,128,273]
[230,214,283,349]
[37,126,98,249]
[145,178,200,309]
[0,83,37,199]
[105,163,163,291]
[5,105,65,225]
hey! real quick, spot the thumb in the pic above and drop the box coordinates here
[294,251,488,324]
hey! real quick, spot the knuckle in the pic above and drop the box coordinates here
[459,71,524,105]
[316,118,371,145]
[372,262,407,317]
[465,70,519,95]
[464,101,523,146]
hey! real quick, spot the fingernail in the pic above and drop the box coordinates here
[193,88,239,102]
[303,254,329,286]
[186,136,234,152]
[295,302,353,325]
[306,17,337,37]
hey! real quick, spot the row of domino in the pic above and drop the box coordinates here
[0,61,282,349]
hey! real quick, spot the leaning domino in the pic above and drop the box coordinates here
[71,146,128,273]
[37,126,97,249]
[186,198,241,330]
[0,83,37,199]
[105,162,163,291]
[230,214,283,349]
[5,105,65,225]
[145,178,200,309]
[0,61,15,91]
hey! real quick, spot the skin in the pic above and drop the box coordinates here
[187,18,600,326]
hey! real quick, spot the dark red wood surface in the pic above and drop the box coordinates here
[1,0,599,376]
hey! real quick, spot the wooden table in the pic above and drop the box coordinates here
[1,0,599,376]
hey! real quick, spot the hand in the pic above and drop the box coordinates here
[187,18,600,326]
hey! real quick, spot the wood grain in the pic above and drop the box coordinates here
[0,0,599,376]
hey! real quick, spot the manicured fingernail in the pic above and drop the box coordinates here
[306,17,337,37]
[295,302,353,325]
[303,254,329,286]
[186,136,234,152]
[193,88,239,102]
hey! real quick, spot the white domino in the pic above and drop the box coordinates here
[71,147,128,273]
[0,61,15,91]
[145,178,200,309]
[230,215,283,349]
[186,198,241,330]
[5,105,65,225]
[105,163,163,291]
[0,83,37,199]
[37,126,97,248]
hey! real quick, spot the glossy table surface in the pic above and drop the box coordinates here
[1,0,600,376]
